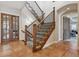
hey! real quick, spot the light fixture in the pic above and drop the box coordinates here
[67,8,70,10]
[52,1,55,2]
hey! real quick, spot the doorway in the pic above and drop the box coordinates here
[63,16,70,40]
[1,13,19,44]
[70,16,78,42]
[63,15,78,42]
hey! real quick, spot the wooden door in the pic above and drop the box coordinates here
[12,16,19,40]
[1,14,11,44]
[63,16,70,40]
[1,13,19,44]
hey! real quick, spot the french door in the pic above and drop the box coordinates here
[1,13,19,44]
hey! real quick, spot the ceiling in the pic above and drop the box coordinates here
[0,1,25,10]
[57,3,77,14]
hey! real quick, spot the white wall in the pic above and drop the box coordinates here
[27,1,42,17]
[0,7,20,16]
[37,1,54,17]
[37,1,78,18]
[19,6,39,40]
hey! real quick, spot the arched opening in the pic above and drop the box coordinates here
[57,3,78,49]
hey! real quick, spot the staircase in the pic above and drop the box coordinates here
[22,2,55,52]
[25,1,44,22]
[32,22,55,52]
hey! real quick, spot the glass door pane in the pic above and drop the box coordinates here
[6,16,10,39]
[15,17,19,39]
[1,13,19,44]
[12,16,19,39]
[2,15,7,40]
[1,14,8,44]
[12,17,16,39]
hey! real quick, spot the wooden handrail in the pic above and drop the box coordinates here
[27,31,32,36]
[25,2,38,20]
[27,19,38,28]
[38,7,55,26]
[27,33,32,38]
[26,14,45,31]
[25,1,44,23]
[21,30,32,38]
[26,13,45,31]
[34,1,44,13]
[25,1,45,29]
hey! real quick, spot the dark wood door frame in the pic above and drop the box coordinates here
[1,13,19,44]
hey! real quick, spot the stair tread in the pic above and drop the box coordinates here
[40,26,50,29]
[35,40,45,48]
[36,40,45,44]
[42,23,52,25]
[42,24,52,26]
[37,31,48,35]
[37,31,47,33]
[43,22,52,24]
[36,35,45,38]
[40,27,50,29]
[38,29,49,32]
[36,45,41,49]
[36,32,47,37]
[36,37,43,39]
[36,36,47,39]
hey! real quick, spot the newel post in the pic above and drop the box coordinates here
[33,24,37,52]
[53,7,55,22]
[25,25,27,45]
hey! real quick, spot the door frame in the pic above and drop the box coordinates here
[1,13,19,44]
[63,16,70,40]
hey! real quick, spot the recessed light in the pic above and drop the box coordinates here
[67,8,70,10]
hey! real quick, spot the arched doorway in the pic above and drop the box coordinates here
[57,3,78,48]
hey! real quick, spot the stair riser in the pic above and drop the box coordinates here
[37,32,47,34]
[36,36,47,40]
[41,25,52,27]
[38,30,49,32]
[42,24,52,26]
[36,35,45,38]
[38,28,49,31]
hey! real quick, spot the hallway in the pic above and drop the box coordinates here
[0,40,79,57]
